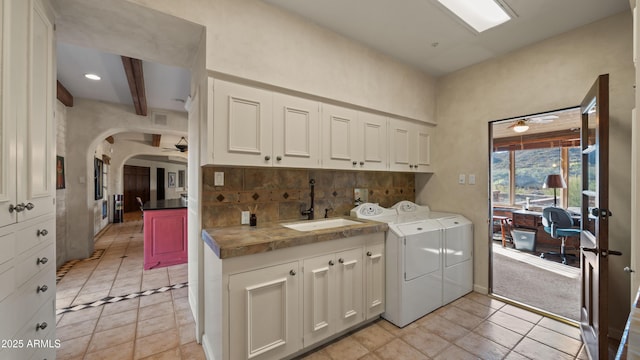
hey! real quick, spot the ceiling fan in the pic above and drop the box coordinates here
[507,115,557,133]
[163,136,188,152]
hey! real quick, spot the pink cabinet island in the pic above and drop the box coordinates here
[143,198,188,270]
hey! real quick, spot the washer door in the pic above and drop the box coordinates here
[398,222,441,281]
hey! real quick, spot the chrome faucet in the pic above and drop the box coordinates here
[301,179,315,220]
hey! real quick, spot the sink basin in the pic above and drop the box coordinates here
[282,218,361,232]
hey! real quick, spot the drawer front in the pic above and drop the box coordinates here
[0,230,15,266]
[15,242,54,288]
[15,218,55,256]
[14,268,55,325]
[1,298,55,360]
[513,213,536,228]
[0,266,15,303]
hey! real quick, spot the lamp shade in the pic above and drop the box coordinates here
[542,174,566,189]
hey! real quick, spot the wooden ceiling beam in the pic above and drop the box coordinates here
[121,56,147,116]
[151,134,161,147]
[56,80,73,107]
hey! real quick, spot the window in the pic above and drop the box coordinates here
[515,148,560,208]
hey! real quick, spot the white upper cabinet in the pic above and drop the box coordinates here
[273,93,320,168]
[0,0,54,228]
[212,79,273,167]
[389,118,432,173]
[322,104,389,171]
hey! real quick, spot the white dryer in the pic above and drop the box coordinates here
[351,203,444,327]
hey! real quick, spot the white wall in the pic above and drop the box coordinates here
[418,12,634,336]
[124,158,187,201]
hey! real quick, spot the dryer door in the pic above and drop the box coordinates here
[440,217,473,267]
[397,222,441,281]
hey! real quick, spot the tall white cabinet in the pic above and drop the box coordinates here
[0,0,56,358]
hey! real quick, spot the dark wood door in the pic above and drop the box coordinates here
[580,74,617,359]
[123,165,150,213]
[157,168,165,201]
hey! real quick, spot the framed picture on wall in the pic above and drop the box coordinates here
[178,170,185,188]
[168,172,176,188]
[56,156,65,189]
[94,158,103,200]
[102,200,108,219]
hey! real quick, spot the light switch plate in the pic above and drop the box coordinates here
[241,211,250,225]
[214,172,224,186]
[469,174,476,185]
[458,174,466,185]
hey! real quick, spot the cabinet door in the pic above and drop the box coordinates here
[0,0,17,228]
[273,93,320,168]
[321,104,359,170]
[213,80,273,167]
[359,112,388,171]
[365,241,385,319]
[21,0,55,221]
[388,118,412,172]
[412,123,432,173]
[334,248,363,333]
[229,261,301,360]
[303,253,334,346]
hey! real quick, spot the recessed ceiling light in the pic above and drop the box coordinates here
[84,73,101,81]
[437,0,511,33]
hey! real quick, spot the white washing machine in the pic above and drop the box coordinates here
[351,203,444,327]
[393,201,474,305]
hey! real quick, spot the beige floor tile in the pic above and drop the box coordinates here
[454,331,510,359]
[57,286,83,299]
[178,322,197,345]
[86,323,136,353]
[377,319,420,337]
[417,313,470,342]
[437,306,484,330]
[324,337,369,360]
[180,341,206,360]
[451,297,497,319]
[101,298,140,316]
[352,322,396,351]
[504,350,531,360]
[57,334,91,359]
[110,284,142,296]
[374,338,428,360]
[139,291,172,308]
[138,346,181,359]
[433,345,477,360]
[57,296,76,308]
[473,320,524,349]
[537,317,582,340]
[302,349,332,359]
[527,325,583,356]
[94,308,138,332]
[136,313,176,338]
[512,337,574,360]
[401,326,450,357]
[83,341,134,360]
[487,311,536,335]
[175,308,195,326]
[56,318,98,342]
[464,292,506,310]
[172,287,189,299]
[138,301,174,321]
[134,328,180,359]
[358,353,383,360]
[57,306,103,327]
[501,304,544,324]
[173,296,191,312]
[71,290,110,305]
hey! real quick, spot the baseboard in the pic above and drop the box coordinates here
[201,333,215,360]
[474,284,488,294]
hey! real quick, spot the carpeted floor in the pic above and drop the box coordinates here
[492,244,580,321]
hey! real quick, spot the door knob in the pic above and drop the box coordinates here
[25,202,35,210]
[289,270,296,276]
[581,247,598,254]
[624,267,635,273]
[328,260,335,266]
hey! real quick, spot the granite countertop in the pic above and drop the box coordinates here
[202,217,388,259]
[143,198,187,211]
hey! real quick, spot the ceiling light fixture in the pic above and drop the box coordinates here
[436,0,511,33]
[512,120,529,133]
[84,73,101,81]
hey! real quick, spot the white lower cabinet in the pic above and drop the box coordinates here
[303,248,363,346]
[211,233,384,360]
[228,261,301,360]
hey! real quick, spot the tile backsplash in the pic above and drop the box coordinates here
[202,167,415,228]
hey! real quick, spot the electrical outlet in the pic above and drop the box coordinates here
[458,174,466,185]
[241,211,250,225]
[469,174,476,185]
[214,172,224,186]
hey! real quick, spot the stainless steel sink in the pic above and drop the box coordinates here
[282,218,361,232]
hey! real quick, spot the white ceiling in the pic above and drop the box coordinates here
[264,0,630,76]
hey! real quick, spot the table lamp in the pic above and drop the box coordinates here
[542,174,566,207]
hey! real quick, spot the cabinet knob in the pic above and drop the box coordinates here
[366,251,372,257]
[25,202,35,210]
[36,257,48,265]
[35,322,47,331]
[37,285,48,293]
[264,155,271,161]
[276,156,282,161]
[9,203,25,213]
[338,258,344,264]
[409,165,414,169]
[414,165,418,169]
[359,161,364,166]
[37,229,48,237]
[289,270,296,276]
[328,260,335,266]
[352,161,357,166]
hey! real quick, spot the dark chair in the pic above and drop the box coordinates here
[540,207,580,265]
[136,197,144,227]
